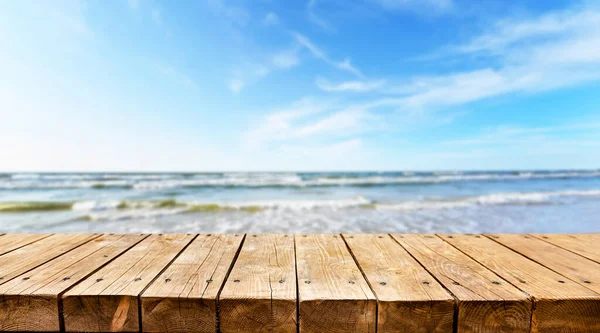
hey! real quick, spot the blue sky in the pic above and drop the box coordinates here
[1,0,599,171]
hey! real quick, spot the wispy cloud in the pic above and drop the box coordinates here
[378,4,600,111]
[228,48,300,93]
[293,32,363,77]
[243,98,375,150]
[206,0,250,26]
[228,78,245,93]
[316,78,385,92]
[271,49,301,69]
[306,0,335,33]
[307,11,335,33]
[444,123,600,146]
[262,12,279,27]
[155,64,199,89]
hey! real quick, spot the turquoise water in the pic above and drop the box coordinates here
[0,171,599,234]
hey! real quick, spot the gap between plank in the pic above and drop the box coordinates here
[0,234,104,287]
[0,234,54,257]
[57,234,152,332]
[135,233,200,333]
[340,234,379,333]
[529,234,600,265]
[483,234,600,293]
[294,235,300,333]
[215,234,247,333]
[436,234,535,333]
[388,234,460,333]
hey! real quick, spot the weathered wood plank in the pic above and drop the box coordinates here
[343,234,454,332]
[489,234,600,295]
[62,234,195,332]
[391,234,531,332]
[141,234,244,333]
[220,234,296,333]
[0,234,99,286]
[532,234,600,263]
[443,234,600,332]
[0,234,145,332]
[296,234,376,333]
[0,234,52,256]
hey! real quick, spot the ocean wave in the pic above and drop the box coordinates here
[2,189,600,216]
[1,171,599,190]
[0,201,74,212]
[376,190,600,211]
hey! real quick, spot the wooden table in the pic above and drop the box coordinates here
[0,233,599,332]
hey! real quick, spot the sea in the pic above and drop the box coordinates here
[0,171,599,234]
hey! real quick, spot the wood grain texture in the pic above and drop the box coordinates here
[443,234,600,332]
[0,234,51,256]
[0,234,145,332]
[296,234,376,333]
[141,234,243,333]
[62,234,194,332]
[489,234,600,295]
[0,234,99,286]
[392,234,531,333]
[532,234,600,263]
[344,234,454,333]
[220,234,296,333]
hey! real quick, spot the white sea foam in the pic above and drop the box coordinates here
[63,189,600,223]
[376,190,600,211]
[2,171,600,190]
[72,200,122,211]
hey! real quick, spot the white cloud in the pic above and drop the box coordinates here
[306,0,335,33]
[243,98,375,151]
[380,4,600,111]
[444,123,600,146]
[455,7,600,55]
[307,11,335,33]
[278,139,363,159]
[262,12,279,26]
[156,64,199,89]
[206,0,249,26]
[316,78,385,92]
[227,48,300,93]
[228,78,245,93]
[293,32,363,77]
[271,50,300,69]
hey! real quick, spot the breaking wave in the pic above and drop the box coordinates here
[2,189,600,223]
[1,171,599,190]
